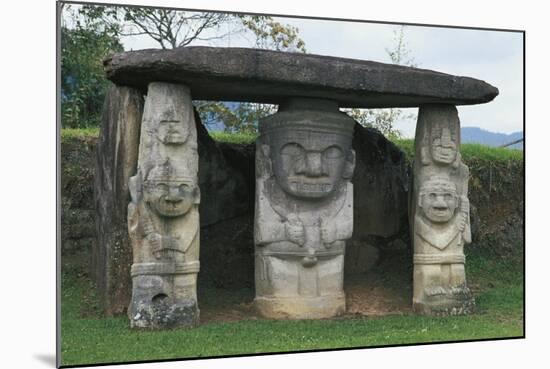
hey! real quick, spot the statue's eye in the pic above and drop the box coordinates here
[281,143,304,157]
[324,146,343,159]
[429,193,436,200]
[155,183,168,192]
[444,194,452,201]
[179,184,189,192]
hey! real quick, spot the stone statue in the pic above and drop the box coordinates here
[254,98,356,319]
[412,104,474,315]
[127,82,201,328]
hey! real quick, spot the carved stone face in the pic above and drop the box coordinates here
[156,109,189,145]
[431,126,457,164]
[419,178,458,223]
[144,179,196,217]
[270,130,352,199]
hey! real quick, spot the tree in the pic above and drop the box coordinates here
[61,5,123,128]
[79,6,306,52]
[73,4,306,132]
[79,6,236,49]
[343,25,418,139]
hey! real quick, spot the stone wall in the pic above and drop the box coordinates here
[61,135,97,256]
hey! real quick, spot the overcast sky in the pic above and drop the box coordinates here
[118,10,523,138]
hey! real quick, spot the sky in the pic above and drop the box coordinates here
[84,6,524,138]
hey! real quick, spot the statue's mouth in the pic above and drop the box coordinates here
[157,199,187,216]
[435,147,455,160]
[165,133,185,143]
[289,181,332,193]
[432,206,449,215]
[288,176,333,193]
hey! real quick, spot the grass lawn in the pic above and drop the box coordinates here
[60,246,523,367]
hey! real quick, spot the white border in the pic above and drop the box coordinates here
[2,0,545,368]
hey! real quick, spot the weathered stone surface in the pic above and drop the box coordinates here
[411,104,474,315]
[62,135,97,255]
[352,124,409,239]
[93,85,143,315]
[344,241,380,275]
[104,46,499,108]
[254,98,355,319]
[196,110,253,227]
[127,82,200,329]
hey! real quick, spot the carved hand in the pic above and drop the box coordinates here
[165,234,181,250]
[458,197,470,232]
[146,232,162,252]
[320,219,337,247]
[285,214,305,246]
[460,196,470,214]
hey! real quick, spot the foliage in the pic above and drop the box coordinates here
[240,15,306,52]
[61,6,123,128]
[343,26,418,139]
[190,15,306,133]
[196,101,277,134]
[70,4,306,132]
[393,139,524,164]
[208,130,258,145]
[80,5,237,49]
[385,26,418,67]
[79,6,307,53]
[345,108,409,140]
[61,127,100,142]
[197,15,307,133]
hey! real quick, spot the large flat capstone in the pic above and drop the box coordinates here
[104,46,498,108]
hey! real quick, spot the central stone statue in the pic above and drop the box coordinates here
[254,98,356,319]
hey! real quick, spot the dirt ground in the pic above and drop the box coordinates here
[199,264,413,323]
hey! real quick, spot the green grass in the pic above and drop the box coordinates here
[393,139,523,163]
[61,127,100,142]
[60,249,523,367]
[208,131,258,145]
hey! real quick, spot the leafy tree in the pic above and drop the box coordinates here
[79,6,236,49]
[71,5,306,132]
[79,5,306,52]
[61,5,123,128]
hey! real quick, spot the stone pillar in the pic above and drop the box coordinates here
[411,104,474,315]
[127,82,200,328]
[94,85,143,315]
[254,98,355,319]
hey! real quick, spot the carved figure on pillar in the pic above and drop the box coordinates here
[254,98,355,319]
[127,82,200,328]
[412,104,474,315]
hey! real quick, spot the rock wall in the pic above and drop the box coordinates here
[61,136,97,255]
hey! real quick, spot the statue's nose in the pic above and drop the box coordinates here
[434,195,448,208]
[305,152,323,177]
[165,187,181,202]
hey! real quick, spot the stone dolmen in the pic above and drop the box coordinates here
[95,46,498,328]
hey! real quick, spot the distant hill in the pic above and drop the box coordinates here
[461,127,523,149]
